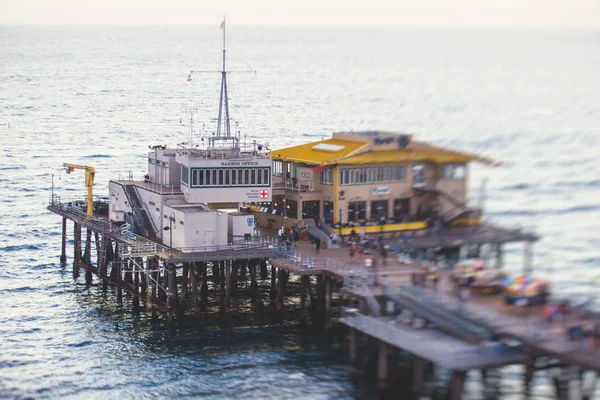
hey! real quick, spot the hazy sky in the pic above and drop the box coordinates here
[2,0,599,27]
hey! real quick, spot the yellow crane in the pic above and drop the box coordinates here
[64,163,96,217]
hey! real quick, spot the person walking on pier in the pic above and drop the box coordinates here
[315,237,321,254]
[349,244,356,262]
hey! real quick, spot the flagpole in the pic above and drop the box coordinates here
[222,15,226,72]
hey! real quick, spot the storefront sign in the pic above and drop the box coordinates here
[371,187,390,195]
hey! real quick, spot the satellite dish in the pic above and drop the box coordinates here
[257,145,263,151]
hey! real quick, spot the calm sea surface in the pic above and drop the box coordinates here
[1,26,599,399]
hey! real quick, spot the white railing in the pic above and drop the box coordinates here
[272,179,315,192]
[176,144,270,160]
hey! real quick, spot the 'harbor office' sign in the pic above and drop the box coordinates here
[371,187,390,195]
[221,161,259,166]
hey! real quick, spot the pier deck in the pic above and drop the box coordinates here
[271,239,600,373]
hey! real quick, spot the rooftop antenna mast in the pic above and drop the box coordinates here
[216,15,231,140]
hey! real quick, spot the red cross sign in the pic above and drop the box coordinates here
[259,190,268,199]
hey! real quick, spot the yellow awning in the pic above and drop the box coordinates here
[270,139,368,165]
[327,149,479,166]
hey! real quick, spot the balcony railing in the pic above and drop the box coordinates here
[272,179,316,192]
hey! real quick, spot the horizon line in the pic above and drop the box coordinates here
[2,23,599,30]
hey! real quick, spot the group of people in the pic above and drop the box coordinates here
[277,225,300,250]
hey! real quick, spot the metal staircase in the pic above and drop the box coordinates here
[124,184,159,241]
[297,219,333,248]
[415,186,480,222]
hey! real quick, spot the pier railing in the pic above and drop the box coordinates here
[49,195,280,258]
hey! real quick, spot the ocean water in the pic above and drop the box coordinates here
[1,25,599,399]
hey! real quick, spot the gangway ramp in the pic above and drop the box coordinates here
[382,284,497,344]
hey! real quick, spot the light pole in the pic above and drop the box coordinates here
[162,212,177,309]
[163,212,176,252]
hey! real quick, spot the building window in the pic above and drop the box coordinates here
[198,169,204,186]
[371,200,389,221]
[250,169,256,185]
[225,169,230,185]
[273,160,283,176]
[205,169,211,186]
[212,170,217,186]
[440,163,466,180]
[340,164,407,185]
[320,169,333,185]
[191,169,199,186]
[394,165,406,181]
[218,170,224,186]
[244,169,250,185]
[393,198,410,220]
[302,200,320,220]
[181,165,189,186]
[412,165,426,186]
[263,169,270,185]
[231,169,237,185]
[286,199,298,219]
[323,201,334,224]
[347,201,366,222]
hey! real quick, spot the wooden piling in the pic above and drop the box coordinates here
[181,263,189,301]
[270,265,277,304]
[260,259,267,280]
[200,262,208,309]
[190,262,199,314]
[300,276,308,325]
[325,275,333,331]
[73,222,81,276]
[377,341,389,393]
[167,260,178,308]
[132,258,140,309]
[349,327,360,383]
[150,258,158,303]
[449,370,466,400]
[411,356,424,394]
[224,261,232,312]
[60,217,67,263]
[524,357,535,396]
[316,274,325,322]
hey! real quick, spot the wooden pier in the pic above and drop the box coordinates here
[49,197,599,399]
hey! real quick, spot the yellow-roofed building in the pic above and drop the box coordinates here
[256,130,497,234]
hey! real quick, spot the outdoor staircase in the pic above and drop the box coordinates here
[297,219,333,248]
[124,184,159,241]
[415,186,480,222]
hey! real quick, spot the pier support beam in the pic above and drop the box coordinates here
[349,327,360,383]
[325,275,333,332]
[181,263,189,301]
[132,258,140,310]
[300,276,308,325]
[200,263,208,310]
[377,341,389,394]
[524,357,536,397]
[316,274,325,322]
[260,259,267,280]
[73,222,81,277]
[225,261,232,312]
[582,371,597,400]
[60,217,67,263]
[270,265,277,304]
[150,258,158,304]
[449,370,466,400]
[411,356,424,394]
[190,263,199,314]
[167,260,178,320]
[84,228,92,284]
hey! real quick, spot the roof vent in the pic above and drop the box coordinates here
[312,143,345,152]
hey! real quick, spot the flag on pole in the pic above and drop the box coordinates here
[220,18,225,29]
[187,73,192,82]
